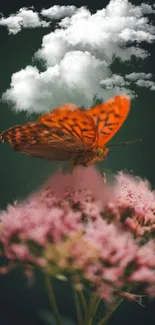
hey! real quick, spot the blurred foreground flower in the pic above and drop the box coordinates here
[0,166,155,325]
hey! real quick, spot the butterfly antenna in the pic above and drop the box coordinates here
[107,138,144,147]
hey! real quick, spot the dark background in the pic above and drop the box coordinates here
[0,0,155,324]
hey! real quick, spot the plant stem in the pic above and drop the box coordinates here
[44,273,62,325]
[73,288,83,325]
[78,290,88,315]
[88,298,101,325]
[97,298,123,325]
[86,293,100,325]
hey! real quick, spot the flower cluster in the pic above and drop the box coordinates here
[1,166,155,301]
[103,172,155,237]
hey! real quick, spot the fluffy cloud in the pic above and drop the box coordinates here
[124,72,155,90]
[1,1,155,113]
[99,72,155,93]
[41,5,77,20]
[125,72,153,81]
[138,3,155,15]
[100,74,130,89]
[119,29,155,43]
[2,52,112,113]
[135,79,155,90]
[0,7,49,34]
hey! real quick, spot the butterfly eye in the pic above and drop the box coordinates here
[97,148,104,157]
[97,147,109,160]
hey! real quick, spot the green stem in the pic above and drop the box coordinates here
[44,274,62,325]
[78,290,88,315]
[73,288,83,325]
[97,298,123,325]
[86,293,100,325]
[89,298,101,325]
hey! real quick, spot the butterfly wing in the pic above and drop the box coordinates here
[0,122,42,149]
[14,140,88,162]
[86,95,130,147]
[38,103,97,146]
[0,101,98,164]
[0,122,91,161]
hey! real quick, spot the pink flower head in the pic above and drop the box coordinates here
[42,166,115,204]
[0,167,113,267]
[1,167,155,302]
[104,172,155,236]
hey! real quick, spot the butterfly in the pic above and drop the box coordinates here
[0,95,130,168]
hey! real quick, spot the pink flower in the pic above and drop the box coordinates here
[129,267,155,283]
[0,167,112,267]
[44,166,114,203]
[104,172,155,236]
[1,166,155,302]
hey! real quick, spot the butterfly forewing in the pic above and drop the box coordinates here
[38,103,97,146]
[0,122,40,149]
[86,95,130,147]
[0,120,91,162]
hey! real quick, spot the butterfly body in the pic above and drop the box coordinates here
[66,146,109,167]
[0,96,130,168]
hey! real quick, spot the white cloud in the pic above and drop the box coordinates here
[0,7,49,34]
[125,72,155,90]
[119,28,155,43]
[1,1,155,114]
[125,72,153,81]
[41,5,77,20]
[128,3,155,17]
[32,3,155,68]
[35,30,71,66]
[135,79,155,90]
[100,74,130,89]
[2,52,112,112]
[99,74,135,98]
[140,3,155,15]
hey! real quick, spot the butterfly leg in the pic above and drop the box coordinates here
[83,156,99,167]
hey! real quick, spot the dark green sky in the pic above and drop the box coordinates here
[0,20,155,208]
[0,0,155,210]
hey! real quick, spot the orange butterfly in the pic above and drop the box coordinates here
[0,95,130,168]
